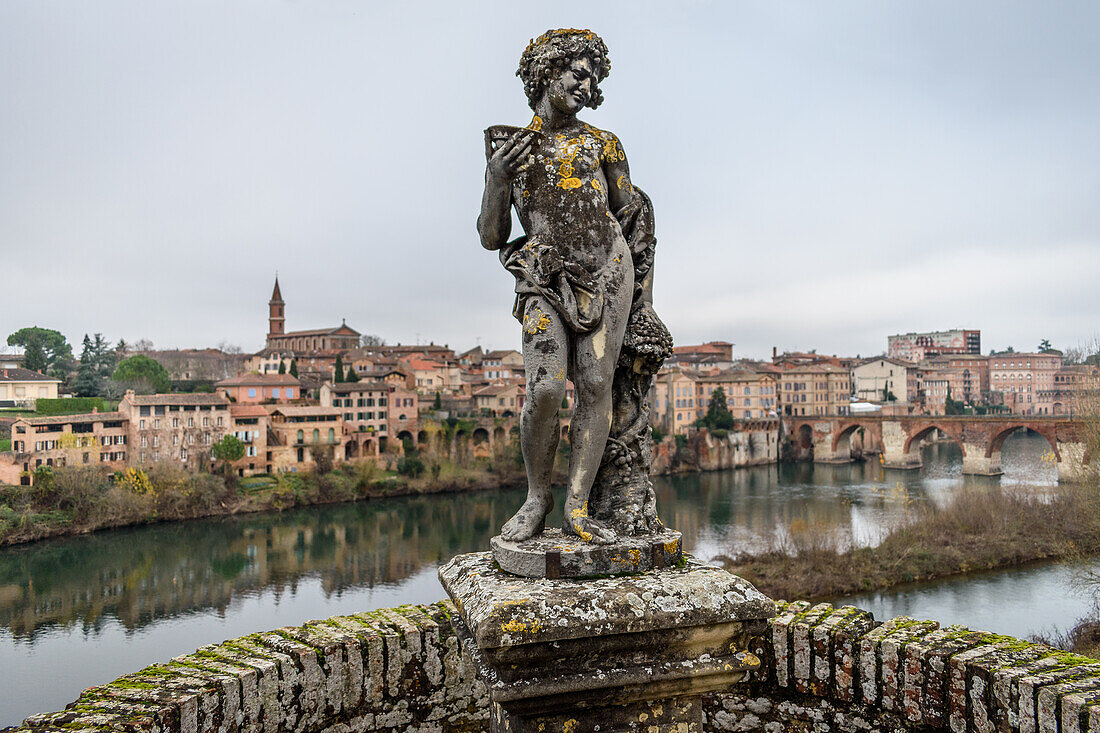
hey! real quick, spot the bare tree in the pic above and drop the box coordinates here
[360,334,385,347]
[216,340,243,354]
[132,338,154,352]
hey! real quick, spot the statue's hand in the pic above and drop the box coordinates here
[487,130,534,185]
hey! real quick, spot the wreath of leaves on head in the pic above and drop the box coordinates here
[517,28,610,111]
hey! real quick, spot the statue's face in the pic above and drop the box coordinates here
[546,56,595,115]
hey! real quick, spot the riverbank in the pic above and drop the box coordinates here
[0,460,526,547]
[718,481,1100,601]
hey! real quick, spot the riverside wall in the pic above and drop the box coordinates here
[651,422,780,475]
[11,597,1100,733]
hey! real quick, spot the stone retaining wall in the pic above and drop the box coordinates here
[8,598,1100,733]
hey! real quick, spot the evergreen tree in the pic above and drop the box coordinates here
[433,391,442,410]
[289,359,298,378]
[73,334,102,397]
[278,359,286,374]
[345,366,360,382]
[701,386,736,430]
[334,355,345,383]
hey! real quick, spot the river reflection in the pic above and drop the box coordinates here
[0,432,1063,725]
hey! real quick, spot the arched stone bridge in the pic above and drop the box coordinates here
[784,414,1094,480]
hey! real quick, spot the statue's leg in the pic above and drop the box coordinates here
[500,296,568,542]
[563,262,634,544]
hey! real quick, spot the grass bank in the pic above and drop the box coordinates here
[719,483,1100,601]
[0,459,525,547]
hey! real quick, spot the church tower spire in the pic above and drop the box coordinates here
[267,276,285,346]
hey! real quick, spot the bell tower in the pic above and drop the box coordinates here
[267,276,285,346]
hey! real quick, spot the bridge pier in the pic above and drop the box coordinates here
[961,443,1002,476]
[881,421,920,469]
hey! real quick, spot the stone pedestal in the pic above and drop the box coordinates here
[439,552,774,732]
[490,528,682,578]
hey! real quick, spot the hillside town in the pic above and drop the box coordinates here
[2,279,1097,483]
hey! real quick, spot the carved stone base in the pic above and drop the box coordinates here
[490,527,682,578]
[439,551,775,732]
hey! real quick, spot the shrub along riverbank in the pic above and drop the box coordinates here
[0,459,525,547]
[719,482,1100,602]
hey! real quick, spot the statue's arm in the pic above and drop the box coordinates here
[603,141,633,215]
[604,142,656,306]
[477,131,533,251]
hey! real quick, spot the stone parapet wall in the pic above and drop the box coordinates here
[707,600,1100,733]
[7,603,489,733]
[8,597,1100,733]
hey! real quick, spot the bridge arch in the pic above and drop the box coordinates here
[830,421,882,455]
[988,424,1059,460]
[902,424,965,456]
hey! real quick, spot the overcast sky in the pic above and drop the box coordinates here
[2,1,1098,360]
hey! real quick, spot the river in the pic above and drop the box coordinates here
[0,431,1087,726]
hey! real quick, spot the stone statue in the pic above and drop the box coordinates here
[478,29,674,572]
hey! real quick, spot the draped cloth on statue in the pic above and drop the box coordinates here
[499,187,656,336]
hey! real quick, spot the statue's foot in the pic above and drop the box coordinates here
[501,495,553,542]
[565,513,617,545]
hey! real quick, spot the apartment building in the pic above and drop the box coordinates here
[9,410,129,473]
[650,366,778,434]
[119,391,231,469]
[888,329,981,362]
[989,352,1062,415]
[777,364,851,416]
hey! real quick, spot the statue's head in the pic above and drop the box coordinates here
[517,29,610,112]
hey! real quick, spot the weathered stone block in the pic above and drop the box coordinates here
[439,551,772,731]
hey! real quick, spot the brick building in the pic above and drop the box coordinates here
[10,410,129,474]
[119,391,231,469]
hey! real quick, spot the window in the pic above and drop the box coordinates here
[297,429,304,444]
[202,417,209,427]
[313,429,320,443]
[173,434,179,446]
[180,449,188,460]
[273,388,280,399]
[328,428,335,443]
[287,388,294,398]
[152,436,159,447]
[172,418,179,428]
[153,418,160,429]
[248,388,256,398]
[188,417,194,427]
[140,419,146,430]
[217,416,223,426]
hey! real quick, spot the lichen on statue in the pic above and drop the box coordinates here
[477,28,673,556]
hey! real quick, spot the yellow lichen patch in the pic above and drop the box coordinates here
[501,617,542,634]
[527,115,543,132]
[591,178,602,192]
[553,367,566,382]
[523,307,552,335]
[741,651,761,668]
[562,720,577,733]
[664,540,678,554]
[522,190,530,198]
[557,177,583,190]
